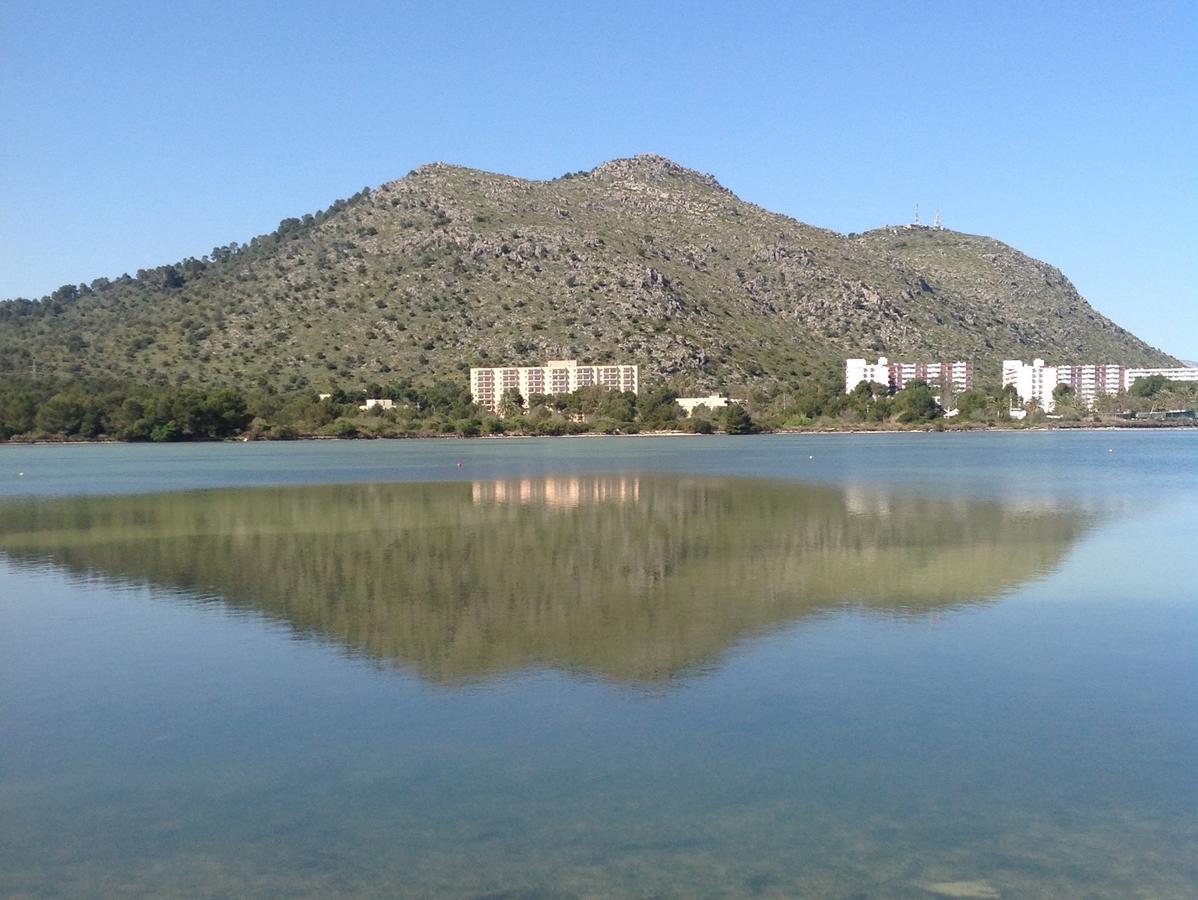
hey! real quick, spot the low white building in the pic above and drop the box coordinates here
[359,398,395,411]
[470,359,638,413]
[676,396,732,417]
[1123,367,1198,390]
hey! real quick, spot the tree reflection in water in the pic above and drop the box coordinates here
[0,476,1090,685]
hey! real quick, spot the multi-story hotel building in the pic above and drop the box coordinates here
[1059,363,1126,404]
[1002,361,1198,411]
[845,357,973,396]
[1002,359,1126,410]
[470,359,639,413]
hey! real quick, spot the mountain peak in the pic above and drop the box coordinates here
[401,161,483,180]
[589,154,731,193]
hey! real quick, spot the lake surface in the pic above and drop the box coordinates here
[1,433,1195,898]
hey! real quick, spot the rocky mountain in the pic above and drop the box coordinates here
[0,155,1175,392]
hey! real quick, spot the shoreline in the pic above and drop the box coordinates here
[3,419,1195,447]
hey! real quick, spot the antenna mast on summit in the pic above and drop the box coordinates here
[934,208,942,230]
[913,204,921,226]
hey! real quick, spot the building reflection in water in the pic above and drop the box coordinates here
[0,476,1094,686]
[472,476,640,510]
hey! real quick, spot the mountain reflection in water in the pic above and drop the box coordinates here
[0,476,1090,685]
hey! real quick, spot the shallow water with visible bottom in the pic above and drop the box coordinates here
[1,433,1195,898]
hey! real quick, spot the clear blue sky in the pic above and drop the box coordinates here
[3,0,1195,359]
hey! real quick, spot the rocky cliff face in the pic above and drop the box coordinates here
[0,155,1175,391]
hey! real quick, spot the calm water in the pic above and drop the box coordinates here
[1,433,1195,898]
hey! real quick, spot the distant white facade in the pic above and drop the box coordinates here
[470,359,639,413]
[676,396,732,417]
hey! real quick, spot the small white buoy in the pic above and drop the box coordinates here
[18,472,25,477]
[1108,448,1114,453]
[809,455,814,459]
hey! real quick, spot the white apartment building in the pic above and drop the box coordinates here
[1002,359,1126,411]
[1003,361,1198,411]
[844,358,892,391]
[1003,359,1057,409]
[845,357,973,407]
[470,359,639,413]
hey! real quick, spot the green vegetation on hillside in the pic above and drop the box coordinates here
[0,156,1175,394]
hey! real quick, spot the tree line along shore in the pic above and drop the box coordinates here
[0,372,1194,443]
